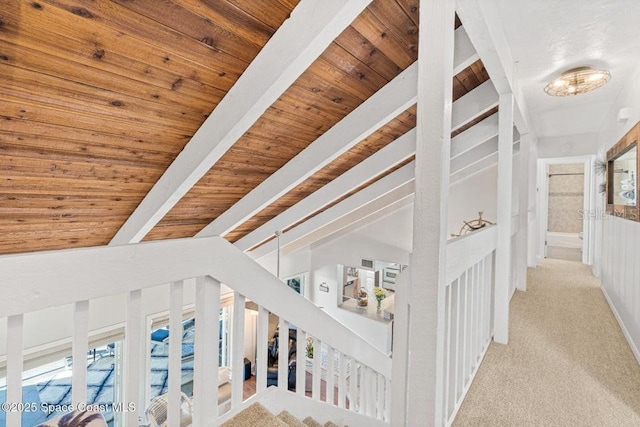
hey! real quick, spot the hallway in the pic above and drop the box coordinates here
[454,259,640,426]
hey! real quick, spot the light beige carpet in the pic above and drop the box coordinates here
[546,246,582,262]
[454,259,640,427]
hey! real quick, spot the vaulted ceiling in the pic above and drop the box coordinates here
[1,0,496,256]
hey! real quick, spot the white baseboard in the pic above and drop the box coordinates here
[601,287,640,365]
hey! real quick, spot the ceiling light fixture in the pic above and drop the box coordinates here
[544,66,611,96]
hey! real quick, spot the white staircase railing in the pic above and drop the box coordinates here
[441,225,497,425]
[0,236,391,426]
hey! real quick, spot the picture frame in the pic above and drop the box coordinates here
[606,121,640,222]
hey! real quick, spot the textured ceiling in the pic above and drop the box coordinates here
[493,0,640,138]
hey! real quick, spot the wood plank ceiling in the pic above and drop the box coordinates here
[0,0,489,256]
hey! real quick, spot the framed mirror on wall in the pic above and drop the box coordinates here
[607,121,639,221]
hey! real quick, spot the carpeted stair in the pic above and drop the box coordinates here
[220,403,348,427]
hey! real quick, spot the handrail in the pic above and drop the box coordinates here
[0,236,391,377]
[446,225,497,283]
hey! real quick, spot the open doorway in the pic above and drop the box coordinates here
[536,156,595,264]
[546,163,584,261]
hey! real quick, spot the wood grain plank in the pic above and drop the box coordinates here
[0,124,187,155]
[0,4,235,97]
[1,95,192,140]
[368,0,418,56]
[40,0,250,73]
[1,176,155,194]
[224,0,296,31]
[0,39,217,115]
[171,0,278,47]
[333,26,403,82]
[350,8,417,70]
[0,138,175,169]
[0,66,210,132]
[109,0,262,63]
[394,0,419,27]
[1,152,164,181]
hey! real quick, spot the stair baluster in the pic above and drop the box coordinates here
[6,314,24,427]
[338,353,347,409]
[278,317,289,390]
[167,281,184,427]
[256,305,269,393]
[326,345,334,405]
[312,337,321,401]
[192,276,221,425]
[350,361,359,413]
[296,328,306,397]
[124,290,143,426]
[72,300,89,407]
[231,292,246,408]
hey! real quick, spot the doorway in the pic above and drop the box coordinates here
[536,156,595,264]
[546,163,584,261]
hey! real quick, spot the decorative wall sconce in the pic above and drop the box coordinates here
[319,282,329,293]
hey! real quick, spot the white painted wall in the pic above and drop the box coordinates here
[448,165,498,237]
[448,157,521,238]
[596,58,640,362]
[600,215,640,363]
[537,132,600,159]
[255,246,311,281]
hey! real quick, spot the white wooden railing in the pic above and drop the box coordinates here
[0,237,391,426]
[441,225,497,425]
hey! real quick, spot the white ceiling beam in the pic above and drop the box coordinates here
[236,78,496,252]
[306,193,414,254]
[451,113,498,158]
[451,135,499,173]
[456,0,532,134]
[109,0,372,245]
[250,130,521,257]
[235,129,416,251]
[450,141,521,184]
[452,127,520,174]
[262,183,415,258]
[199,28,480,239]
[199,63,419,238]
[453,26,480,75]
[451,123,519,171]
[451,152,497,184]
[451,80,498,131]
[249,161,415,259]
